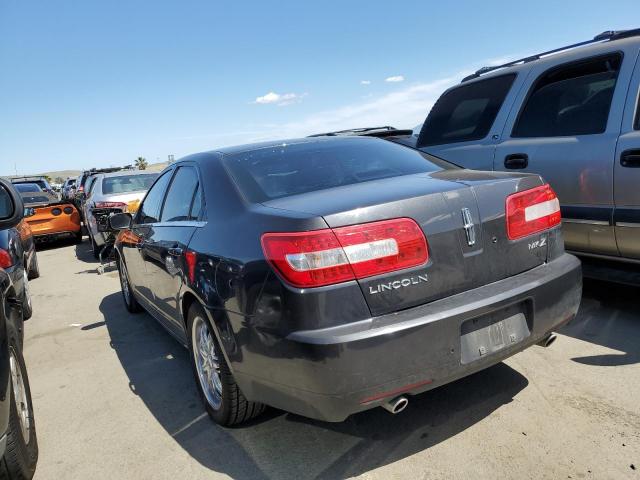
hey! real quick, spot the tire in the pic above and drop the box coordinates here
[73,230,83,245]
[0,338,38,479]
[116,254,142,313]
[187,303,265,426]
[26,255,39,281]
[20,272,32,322]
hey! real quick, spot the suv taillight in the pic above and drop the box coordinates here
[506,184,561,240]
[0,249,13,269]
[261,218,429,288]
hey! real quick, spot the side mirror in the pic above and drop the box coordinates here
[109,212,132,230]
[0,179,24,230]
[24,207,36,218]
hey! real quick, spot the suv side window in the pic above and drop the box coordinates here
[513,54,622,137]
[417,74,516,147]
[160,166,199,222]
[138,171,171,224]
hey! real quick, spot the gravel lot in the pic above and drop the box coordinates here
[23,240,640,480]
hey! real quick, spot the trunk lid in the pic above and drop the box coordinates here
[263,170,550,316]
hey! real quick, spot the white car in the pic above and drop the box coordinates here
[83,170,158,258]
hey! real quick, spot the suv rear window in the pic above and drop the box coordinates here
[102,174,158,195]
[513,54,622,137]
[224,138,454,202]
[417,74,516,147]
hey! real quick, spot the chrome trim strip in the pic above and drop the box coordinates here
[616,222,640,228]
[562,219,609,226]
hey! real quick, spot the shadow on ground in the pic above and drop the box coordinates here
[99,292,529,480]
[560,278,640,366]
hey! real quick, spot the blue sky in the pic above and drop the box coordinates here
[1,0,638,175]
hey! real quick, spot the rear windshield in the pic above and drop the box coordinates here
[223,138,454,202]
[102,174,158,195]
[15,183,42,193]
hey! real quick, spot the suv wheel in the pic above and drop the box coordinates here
[117,255,141,313]
[0,340,38,479]
[20,271,32,322]
[26,255,39,281]
[187,303,265,426]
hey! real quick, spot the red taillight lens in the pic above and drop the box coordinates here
[95,202,127,209]
[506,184,561,240]
[261,218,429,288]
[0,249,13,269]
[184,251,197,283]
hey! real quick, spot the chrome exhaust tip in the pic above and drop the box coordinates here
[537,333,557,348]
[381,396,409,415]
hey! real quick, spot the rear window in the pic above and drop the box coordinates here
[418,74,516,147]
[102,174,158,195]
[223,138,454,202]
[15,183,42,193]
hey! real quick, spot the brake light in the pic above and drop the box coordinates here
[506,184,561,240]
[95,202,127,210]
[0,249,12,269]
[261,218,428,288]
[184,251,197,283]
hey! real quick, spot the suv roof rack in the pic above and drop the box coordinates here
[83,165,133,175]
[461,28,640,83]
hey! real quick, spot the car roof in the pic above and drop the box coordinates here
[98,169,158,178]
[208,135,385,157]
[460,30,640,86]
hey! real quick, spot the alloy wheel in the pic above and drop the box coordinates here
[191,315,223,410]
[9,348,31,444]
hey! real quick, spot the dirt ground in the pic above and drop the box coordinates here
[24,240,640,479]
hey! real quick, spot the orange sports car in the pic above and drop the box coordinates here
[16,183,82,243]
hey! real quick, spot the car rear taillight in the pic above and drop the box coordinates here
[261,218,429,288]
[506,184,561,240]
[0,249,13,269]
[95,202,127,209]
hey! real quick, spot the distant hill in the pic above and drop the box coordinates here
[3,162,169,182]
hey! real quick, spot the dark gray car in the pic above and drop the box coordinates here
[110,136,582,425]
[405,29,640,264]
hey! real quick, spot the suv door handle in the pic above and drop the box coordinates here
[620,149,640,168]
[168,247,183,257]
[504,153,529,169]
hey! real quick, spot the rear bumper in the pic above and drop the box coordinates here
[234,253,582,422]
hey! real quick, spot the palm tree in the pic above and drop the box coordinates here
[135,156,148,170]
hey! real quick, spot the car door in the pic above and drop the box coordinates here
[614,48,640,259]
[494,47,638,257]
[143,165,202,331]
[122,170,173,304]
[417,71,526,170]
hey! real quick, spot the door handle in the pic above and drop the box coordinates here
[168,247,183,257]
[620,149,640,168]
[504,153,528,169]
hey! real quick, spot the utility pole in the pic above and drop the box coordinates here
[168,154,174,164]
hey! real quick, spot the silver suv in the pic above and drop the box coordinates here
[407,29,640,264]
[83,170,158,257]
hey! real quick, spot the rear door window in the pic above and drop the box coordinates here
[513,54,622,137]
[160,167,200,222]
[138,171,171,224]
[418,74,516,147]
[223,137,455,202]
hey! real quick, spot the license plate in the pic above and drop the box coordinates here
[460,312,530,364]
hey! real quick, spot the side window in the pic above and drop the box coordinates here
[190,185,203,220]
[138,171,171,224]
[418,74,516,147]
[635,88,640,130]
[160,167,199,222]
[513,54,622,138]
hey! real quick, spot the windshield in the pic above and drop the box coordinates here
[15,183,43,193]
[102,174,159,195]
[223,137,455,202]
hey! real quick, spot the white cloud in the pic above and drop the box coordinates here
[360,80,371,85]
[385,75,405,83]
[254,91,305,106]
